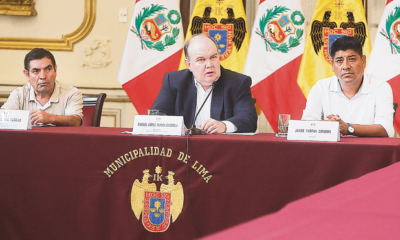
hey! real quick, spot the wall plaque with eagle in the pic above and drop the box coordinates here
[311,10,367,64]
[190,6,247,60]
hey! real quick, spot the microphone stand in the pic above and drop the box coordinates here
[185,82,215,236]
[187,82,215,135]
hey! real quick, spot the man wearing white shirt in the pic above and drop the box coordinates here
[302,36,394,137]
[152,34,257,133]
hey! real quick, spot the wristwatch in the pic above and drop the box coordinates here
[347,123,354,135]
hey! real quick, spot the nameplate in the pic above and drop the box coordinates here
[287,120,340,142]
[0,110,32,130]
[132,115,185,136]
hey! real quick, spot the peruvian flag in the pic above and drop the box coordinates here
[118,0,184,114]
[243,0,306,132]
[365,0,400,132]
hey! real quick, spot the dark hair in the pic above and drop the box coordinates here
[330,36,363,59]
[184,34,218,60]
[24,48,56,72]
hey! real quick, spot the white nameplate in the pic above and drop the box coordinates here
[0,110,32,130]
[132,115,185,136]
[287,120,340,142]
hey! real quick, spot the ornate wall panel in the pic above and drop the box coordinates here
[0,0,96,51]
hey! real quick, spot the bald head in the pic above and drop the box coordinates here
[184,34,219,61]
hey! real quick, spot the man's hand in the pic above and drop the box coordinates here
[326,114,389,137]
[326,114,348,135]
[30,109,81,126]
[199,118,226,134]
[30,109,54,125]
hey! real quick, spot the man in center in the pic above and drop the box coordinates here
[152,34,257,134]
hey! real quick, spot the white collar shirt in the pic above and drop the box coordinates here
[193,78,237,132]
[301,74,394,137]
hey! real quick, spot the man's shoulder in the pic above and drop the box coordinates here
[56,81,81,93]
[221,67,249,80]
[316,75,335,84]
[312,75,336,89]
[1,83,31,110]
[167,69,192,79]
[306,75,336,96]
[163,69,194,89]
[10,82,31,94]
[365,74,390,87]
[219,67,251,87]
[15,82,31,89]
[362,74,393,97]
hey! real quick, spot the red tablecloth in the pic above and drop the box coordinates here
[203,158,400,240]
[1,127,399,239]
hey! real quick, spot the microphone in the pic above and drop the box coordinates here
[187,82,215,135]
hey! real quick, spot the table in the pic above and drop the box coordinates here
[203,158,400,240]
[0,127,399,239]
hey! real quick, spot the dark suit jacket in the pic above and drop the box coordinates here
[152,66,257,133]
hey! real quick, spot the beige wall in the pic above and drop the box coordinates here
[0,0,388,131]
[0,0,137,128]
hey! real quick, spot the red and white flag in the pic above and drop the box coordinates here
[365,0,400,132]
[118,0,184,114]
[243,0,306,132]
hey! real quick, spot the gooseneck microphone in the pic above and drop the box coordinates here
[187,82,215,135]
[185,81,216,236]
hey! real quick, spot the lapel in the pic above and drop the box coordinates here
[185,75,197,127]
[210,67,224,120]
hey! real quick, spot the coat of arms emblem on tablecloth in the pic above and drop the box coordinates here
[131,167,184,232]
